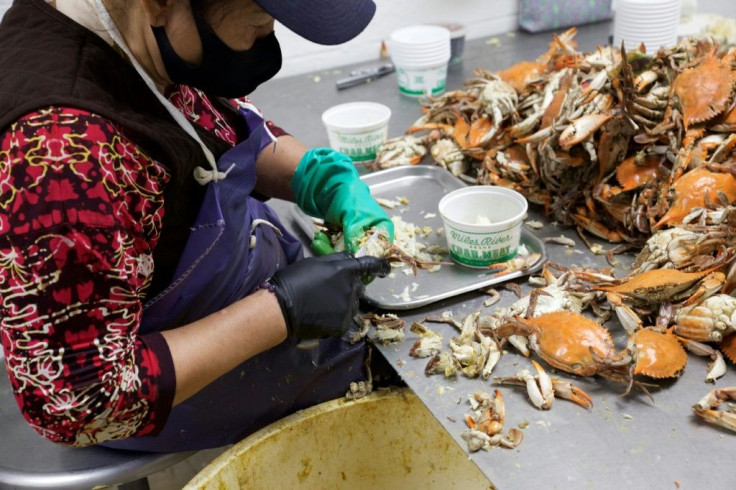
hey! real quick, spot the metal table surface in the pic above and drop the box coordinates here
[256,8,736,489]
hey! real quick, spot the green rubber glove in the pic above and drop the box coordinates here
[292,148,394,254]
[311,231,335,256]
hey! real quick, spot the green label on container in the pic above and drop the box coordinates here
[450,246,517,267]
[446,224,518,266]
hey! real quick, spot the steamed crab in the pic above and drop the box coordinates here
[496,310,632,386]
[673,47,735,129]
[599,268,725,308]
[595,327,689,395]
[465,71,519,143]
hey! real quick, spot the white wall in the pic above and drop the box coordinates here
[0,0,518,78]
[273,0,519,77]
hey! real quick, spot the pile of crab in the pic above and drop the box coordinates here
[374,28,736,245]
[369,28,736,439]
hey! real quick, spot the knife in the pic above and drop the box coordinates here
[336,63,395,90]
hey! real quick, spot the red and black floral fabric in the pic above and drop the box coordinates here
[0,86,284,446]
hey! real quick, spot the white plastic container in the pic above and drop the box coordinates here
[321,102,391,163]
[438,186,528,268]
[389,25,451,98]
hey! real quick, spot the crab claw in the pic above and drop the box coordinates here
[551,380,594,408]
[692,387,736,432]
[487,253,541,277]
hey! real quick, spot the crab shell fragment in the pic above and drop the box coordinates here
[719,333,736,363]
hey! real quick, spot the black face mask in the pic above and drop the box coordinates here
[152,11,282,98]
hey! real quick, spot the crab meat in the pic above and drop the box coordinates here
[464,389,505,436]
[430,137,468,176]
[408,322,443,358]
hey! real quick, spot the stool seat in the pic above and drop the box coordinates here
[1,353,193,489]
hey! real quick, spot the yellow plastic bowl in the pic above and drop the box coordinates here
[184,388,492,489]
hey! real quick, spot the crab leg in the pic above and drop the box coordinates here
[677,337,728,383]
[692,387,736,432]
[495,360,594,410]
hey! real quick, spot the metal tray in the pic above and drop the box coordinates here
[290,165,547,310]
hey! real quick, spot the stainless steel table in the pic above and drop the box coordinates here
[256,8,736,489]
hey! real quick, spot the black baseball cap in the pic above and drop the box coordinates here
[253,0,377,45]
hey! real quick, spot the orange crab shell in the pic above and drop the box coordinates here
[721,333,736,364]
[496,60,546,94]
[615,155,664,192]
[629,329,688,378]
[673,51,735,129]
[599,269,709,300]
[523,311,616,377]
[655,167,736,228]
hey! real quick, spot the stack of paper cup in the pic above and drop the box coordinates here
[613,0,682,51]
[389,25,451,98]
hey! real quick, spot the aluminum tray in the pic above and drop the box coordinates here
[290,165,547,310]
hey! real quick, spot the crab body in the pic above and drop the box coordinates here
[497,310,619,378]
[627,328,688,379]
[656,167,736,228]
[599,269,720,306]
[675,294,736,343]
[674,50,735,129]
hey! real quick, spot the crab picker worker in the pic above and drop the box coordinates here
[0,0,395,452]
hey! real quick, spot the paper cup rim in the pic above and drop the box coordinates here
[321,102,392,133]
[439,186,528,230]
[390,25,451,44]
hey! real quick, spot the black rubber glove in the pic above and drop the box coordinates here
[270,252,391,339]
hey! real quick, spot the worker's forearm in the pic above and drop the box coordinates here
[160,289,287,405]
[255,135,308,200]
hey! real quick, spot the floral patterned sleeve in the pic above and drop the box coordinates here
[0,107,175,446]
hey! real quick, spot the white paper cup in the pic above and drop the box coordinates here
[394,62,450,98]
[614,0,681,50]
[438,186,528,268]
[321,102,391,163]
[390,25,451,98]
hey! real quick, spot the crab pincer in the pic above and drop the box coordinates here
[692,386,736,432]
[494,360,593,409]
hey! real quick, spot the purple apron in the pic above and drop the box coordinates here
[103,105,367,452]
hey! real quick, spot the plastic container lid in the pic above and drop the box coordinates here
[321,102,391,134]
